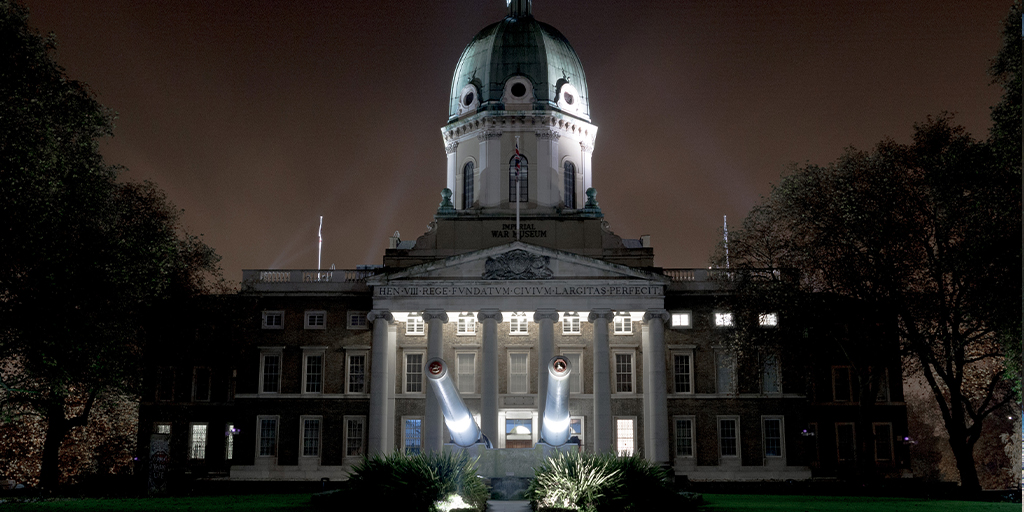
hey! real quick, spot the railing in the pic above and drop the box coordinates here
[660,268,793,283]
[244,269,376,284]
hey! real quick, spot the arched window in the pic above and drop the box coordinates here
[509,154,528,203]
[462,161,474,209]
[564,161,576,209]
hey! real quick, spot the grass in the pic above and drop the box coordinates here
[700,494,1022,512]
[0,494,313,511]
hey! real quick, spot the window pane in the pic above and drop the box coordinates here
[346,419,364,457]
[190,424,207,460]
[615,354,633,392]
[716,351,734,394]
[406,354,423,393]
[836,424,856,461]
[510,353,528,393]
[565,353,582,394]
[509,155,528,202]
[262,355,280,393]
[303,419,321,456]
[715,312,733,327]
[463,161,474,209]
[762,354,781,394]
[305,355,323,393]
[764,419,782,457]
[616,419,634,455]
[404,419,422,455]
[562,316,580,334]
[671,313,690,327]
[259,419,277,456]
[564,161,575,209]
[674,354,691,393]
[720,419,737,456]
[676,419,693,457]
[457,353,475,394]
[349,355,366,393]
[874,424,893,461]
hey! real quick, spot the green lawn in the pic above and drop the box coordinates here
[0,494,314,512]
[700,494,1021,512]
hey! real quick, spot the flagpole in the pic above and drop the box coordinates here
[318,216,323,270]
[515,136,521,241]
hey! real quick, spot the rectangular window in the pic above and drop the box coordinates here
[509,352,529,394]
[404,418,422,455]
[304,354,324,393]
[406,315,424,335]
[873,423,893,462]
[457,315,476,335]
[714,312,734,327]
[836,423,856,462]
[302,418,321,457]
[562,314,581,334]
[715,350,735,394]
[832,366,852,402]
[569,417,584,446]
[670,311,692,329]
[225,423,235,460]
[564,352,582,394]
[345,417,365,457]
[509,313,529,335]
[615,353,634,393]
[258,417,277,457]
[759,313,778,327]
[673,353,692,393]
[613,315,632,335]
[305,310,326,330]
[763,417,783,457]
[347,311,368,329]
[675,417,694,457]
[154,422,171,435]
[348,354,366,393]
[262,310,283,329]
[875,368,890,402]
[261,354,281,393]
[719,417,739,457]
[405,353,424,393]
[616,418,635,455]
[192,367,211,402]
[157,367,175,402]
[189,423,207,460]
[457,352,475,393]
[762,353,781,394]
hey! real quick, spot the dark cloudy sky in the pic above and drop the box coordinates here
[21,0,1011,284]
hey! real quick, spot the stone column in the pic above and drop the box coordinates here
[367,310,394,455]
[534,309,559,437]
[477,309,502,446]
[422,309,448,452]
[643,309,670,464]
[588,309,614,453]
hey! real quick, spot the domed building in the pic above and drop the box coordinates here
[137,0,911,490]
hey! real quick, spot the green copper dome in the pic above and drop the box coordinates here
[448,12,590,122]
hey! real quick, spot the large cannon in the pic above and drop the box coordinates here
[540,355,573,446]
[425,357,491,448]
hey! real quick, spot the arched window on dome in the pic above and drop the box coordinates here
[462,161,474,209]
[509,154,528,203]
[564,161,576,209]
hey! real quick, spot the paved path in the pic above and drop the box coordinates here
[486,500,532,512]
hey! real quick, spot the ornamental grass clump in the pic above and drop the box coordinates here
[526,451,621,512]
[332,451,488,512]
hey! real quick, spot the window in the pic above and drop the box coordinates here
[406,315,424,336]
[348,353,367,393]
[192,367,211,402]
[563,161,576,209]
[189,423,208,460]
[305,310,326,330]
[715,350,735,394]
[345,417,365,457]
[154,422,171,435]
[874,368,890,402]
[304,353,324,393]
[670,311,692,329]
[463,161,474,209]
[509,352,529,394]
[673,353,693,393]
[260,352,281,394]
[302,417,321,457]
[225,423,236,460]
[157,367,175,402]
[759,312,778,327]
[506,418,533,448]
[675,417,695,457]
[569,417,584,446]
[762,353,781,394]
[509,154,528,202]
[457,352,476,393]
[405,353,424,393]
[763,417,784,458]
[714,312,734,327]
[836,423,856,462]
[616,418,635,455]
[562,313,581,335]
[347,311,368,329]
[262,310,283,329]
[404,417,423,455]
[873,423,893,462]
[509,312,528,335]
[615,353,634,393]
[832,366,853,402]
[457,314,476,335]
[563,352,582,394]
[613,315,632,335]
[719,417,740,458]
[258,417,278,457]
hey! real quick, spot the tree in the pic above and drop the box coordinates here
[0,0,223,489]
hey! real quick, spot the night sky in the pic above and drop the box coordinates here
[21,1,1010,284]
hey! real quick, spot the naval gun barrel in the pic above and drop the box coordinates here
[541,355,573,446]
[425,358,487,448]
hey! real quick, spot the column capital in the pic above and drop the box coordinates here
[643,309,670,324]
[421,309,449,323]
[477,309,503,323]
[533,309,559,323]
[588,309,614,323]
[367,310,394,324]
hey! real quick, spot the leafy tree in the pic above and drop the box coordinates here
[0,0,223,489]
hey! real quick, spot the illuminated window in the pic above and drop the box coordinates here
[506,418,533,448]
[670,311,691,329]
[262,311,283,329]
[154,422,171,435]
[406,315,424,336]
[563,352,582,393]
[714,312,734,327]
[762,353,781,394]
[302,417,321,457]
[563,161,576,209]
[873,423,893,462]
[260,352,281,394]
[613,315,632,335]
[509,313,529,335]
[719,417,739,458]
[763,417,783,457]
[258,416,277,457]
[345,417,365,458]
[715,350,735,394]
[404,418,422,455]
[759,313,778,327]
[509,352,529,394]
[457,314,476,335]
[562,313,581,335]
[509,154,529,202]
[347,311,368,329]
[616,418,635,455]
[304,353,324,393]
[225,423,235,460]
[192,367,211,402]
[405,353,424,393]
[348,354,366,394]
[615,353,634,393]
[463,161,474,209]
[457,352,476,394]
[189,423,207,460]
[673,353,693,393]
[675,417,694,457]
[305,310,326,330]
